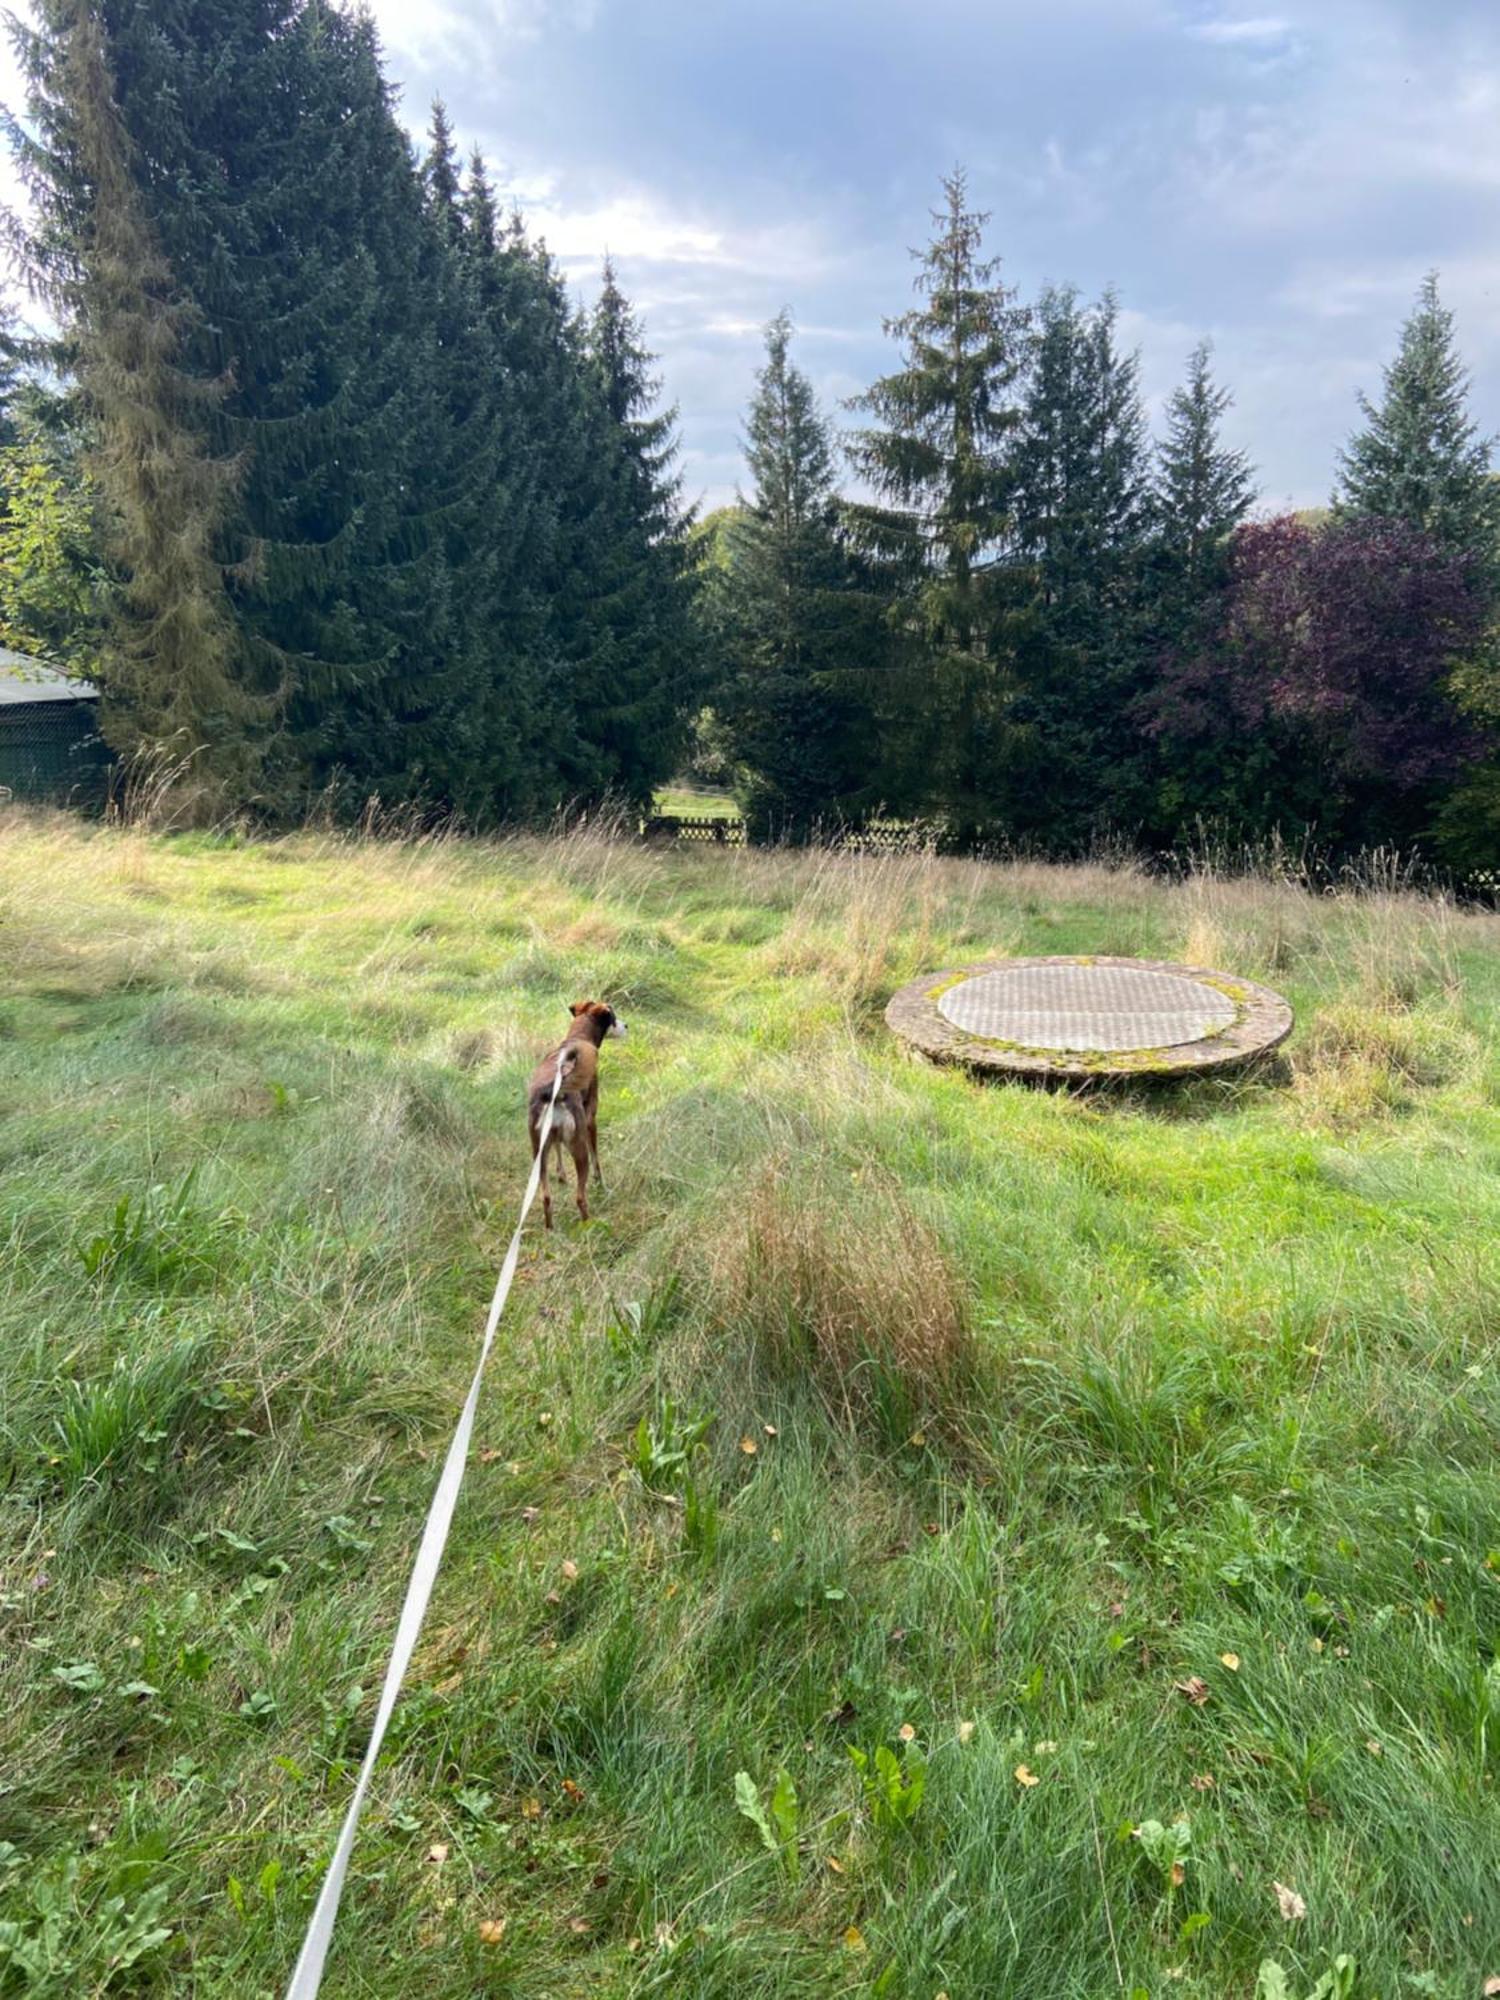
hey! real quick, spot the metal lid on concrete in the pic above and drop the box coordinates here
[887,954,1293,1080]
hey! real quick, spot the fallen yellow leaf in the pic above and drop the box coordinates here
[1014,1764,1040,1788]
[560,1559,579,1581]
[958,1720,976,1744]
[842,1925,866,1952]
[424,1842,449,1867]
[898,1723,916,1743]
[826,1855,845,1874]
[739,1436,757,1454]
[477,1918,507,1945]
[1220,1652,1240,1671]
[521,1797,542,1820]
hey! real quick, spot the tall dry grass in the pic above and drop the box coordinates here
[681,1154,977,1435]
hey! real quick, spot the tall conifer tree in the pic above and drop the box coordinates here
[571,259,698,804]
[845,169,1029,837]
[715,311,875,835]
[1335,274,1498,563]
[1138,340,1259,847]
[423,99,463,244]
[1155,341,1255,577]
[1007,286,1152,843]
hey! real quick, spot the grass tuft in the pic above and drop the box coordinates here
[699,1157,976,1436]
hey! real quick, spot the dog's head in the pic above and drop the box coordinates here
[570,999,626,1038]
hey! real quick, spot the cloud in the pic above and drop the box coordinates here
[1190,15,1295,46]
[525,194,734,271]
[370,0,599,71]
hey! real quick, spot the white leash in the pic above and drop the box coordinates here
[285,1064,566,1999]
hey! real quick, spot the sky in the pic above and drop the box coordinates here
[5,0,1499,515]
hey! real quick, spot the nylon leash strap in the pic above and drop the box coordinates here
[285,1063,565,1998]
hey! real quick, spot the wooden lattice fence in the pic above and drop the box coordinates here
[641,813,949,855]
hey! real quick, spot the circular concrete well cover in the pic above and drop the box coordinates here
[886,955,1293,1080]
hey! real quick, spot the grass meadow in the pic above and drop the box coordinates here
[1,811,1499,1998]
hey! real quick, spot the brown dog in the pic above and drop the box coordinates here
[527,1000,625,1229]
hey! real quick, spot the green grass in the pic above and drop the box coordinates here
[1,812,1498,1998]
[652,786,741,821]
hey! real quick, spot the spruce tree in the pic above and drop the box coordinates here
[570,259,698,805]
[1007,286,1153,844]
[229,1,461,806]
[381,101,528,819]
[482,212,618,801]
[1012,287,1150,605]
[1156,340,1255,577]
[461,145,501,275]
[1335,273,1499,562]
[1140,341,1258,848]
[715,311,875,836]
[844,169,1029,837]
[449,174,561,812]
[423,99,463,245]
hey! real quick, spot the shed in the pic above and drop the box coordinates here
[0,649,111,805]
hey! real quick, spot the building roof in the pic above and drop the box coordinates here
[0,649,99,706]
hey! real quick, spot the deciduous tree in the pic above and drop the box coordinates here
[1146,516,1487,853]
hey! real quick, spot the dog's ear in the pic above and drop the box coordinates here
[569,1001,588,1017]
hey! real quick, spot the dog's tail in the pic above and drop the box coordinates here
[537,1048,579,1166]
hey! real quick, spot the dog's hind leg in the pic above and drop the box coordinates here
[587,1108,603,1191]
[572,1134,590,1223]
